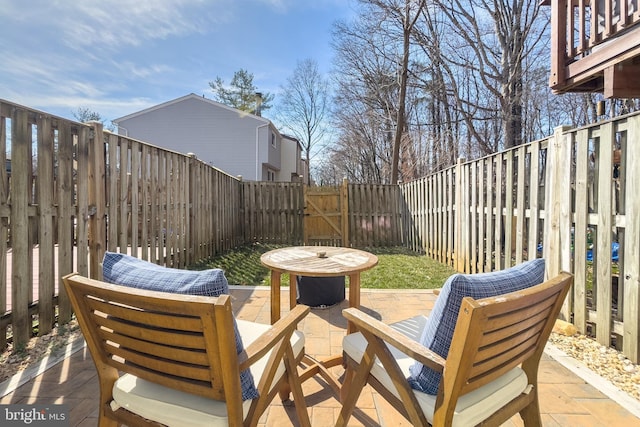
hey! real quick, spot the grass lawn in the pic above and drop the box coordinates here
[193,243,456,290]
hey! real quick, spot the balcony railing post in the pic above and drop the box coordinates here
[549,0,568,90]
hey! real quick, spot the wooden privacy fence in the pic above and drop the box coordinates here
[0,101,248,349]
[0,100,403,350]
[241,180,304,244]
[2,99,638,364]
[400,112,640,363]
[241,179,404,248]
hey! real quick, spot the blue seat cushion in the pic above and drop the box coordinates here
[408,258,546,395]
[102,252,259,401]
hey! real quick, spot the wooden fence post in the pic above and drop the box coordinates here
[36,115,55,336]
[454,158,465,272]
[595,122,614,347]
[573,128,590,334]
[75,126,89,278]
[89,122,107,279]
[56,122,74,324]
[10,108,30,348]
[494,154,504,271]
[504,150,514,268]
[341,178,349,247]
[544,125,573,321]
[623,117,640,363]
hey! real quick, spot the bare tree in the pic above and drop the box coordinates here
[379,0,426,184]
[276,59,330,183]
[429,0,548,150]
[73,107,115,131]
[352,0,426,183]
[326,0,559,184]
[329,14,401,184]
[411,5,462,170]
[73,107,102,123]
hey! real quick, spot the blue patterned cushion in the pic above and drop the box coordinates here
[408,258,546,395]
[102,252,229,296]
[102,252,259,401]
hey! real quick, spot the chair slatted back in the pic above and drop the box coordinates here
[65,274,239,401]
[338,271,573,427]
[443,272,572,399]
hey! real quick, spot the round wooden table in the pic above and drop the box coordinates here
[260,246,378,395]
[260,246,378,333]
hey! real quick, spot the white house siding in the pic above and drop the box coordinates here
[114,94,286,181]
[266,128,282,172]
[256,125,281,182]
[280,135,302,182]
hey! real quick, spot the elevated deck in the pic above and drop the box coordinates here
[544,0,640,97]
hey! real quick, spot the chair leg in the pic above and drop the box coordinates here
[100,399,119,427]
[284,346,311,427]
[99,412,118,427]
[336,353,376,427]
[340,365,355,403]
[278,382,292,402]
[519,394,542,427]
[98,418,118,427]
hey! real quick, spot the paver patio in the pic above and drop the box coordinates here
[2,286,640,426]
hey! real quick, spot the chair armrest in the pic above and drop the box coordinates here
[343,307,445,373]
[239,304,310,370]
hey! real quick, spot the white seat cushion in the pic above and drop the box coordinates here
[110,319,305,427]
[343,315,529,427]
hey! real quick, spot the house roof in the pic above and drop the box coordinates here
[112,93,272,125]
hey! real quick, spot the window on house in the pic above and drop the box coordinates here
[271,132,276,148]
[267,170,275,181]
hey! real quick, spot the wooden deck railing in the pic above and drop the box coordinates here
[546,0,640,96]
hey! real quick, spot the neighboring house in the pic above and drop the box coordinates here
[112,93,305,182]
[281,134,307,183]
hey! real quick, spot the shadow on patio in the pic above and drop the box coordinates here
[2,286,640,426]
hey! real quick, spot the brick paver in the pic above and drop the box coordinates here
[1,286,638,426]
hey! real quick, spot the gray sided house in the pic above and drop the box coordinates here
[113,93,305,182]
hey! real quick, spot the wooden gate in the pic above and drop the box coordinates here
[303,179,349,246]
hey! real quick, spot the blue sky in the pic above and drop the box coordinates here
[1,0,355,124]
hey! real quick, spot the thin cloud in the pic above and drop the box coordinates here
[109,61,175,80]
[1,0,353,121]
[257,0,289,12]
[256,0,351,14]
[2,0,230,52]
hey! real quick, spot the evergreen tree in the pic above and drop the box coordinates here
[209,69,274,115]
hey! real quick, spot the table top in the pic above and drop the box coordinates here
[260,246,378,276]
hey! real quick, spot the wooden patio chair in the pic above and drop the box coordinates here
[63,273,311,427]
[337,271,573,427]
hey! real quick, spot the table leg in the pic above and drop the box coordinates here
[289,274,298,310]
[271,271,281,324]
[347,273,361,334]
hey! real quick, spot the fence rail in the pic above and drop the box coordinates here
[1,99,638,364]
[399,113,640,363]
[0,101,250,349]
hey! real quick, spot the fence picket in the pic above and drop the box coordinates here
[1,100,639,362]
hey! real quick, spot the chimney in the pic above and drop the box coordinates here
[255,92,263,116]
